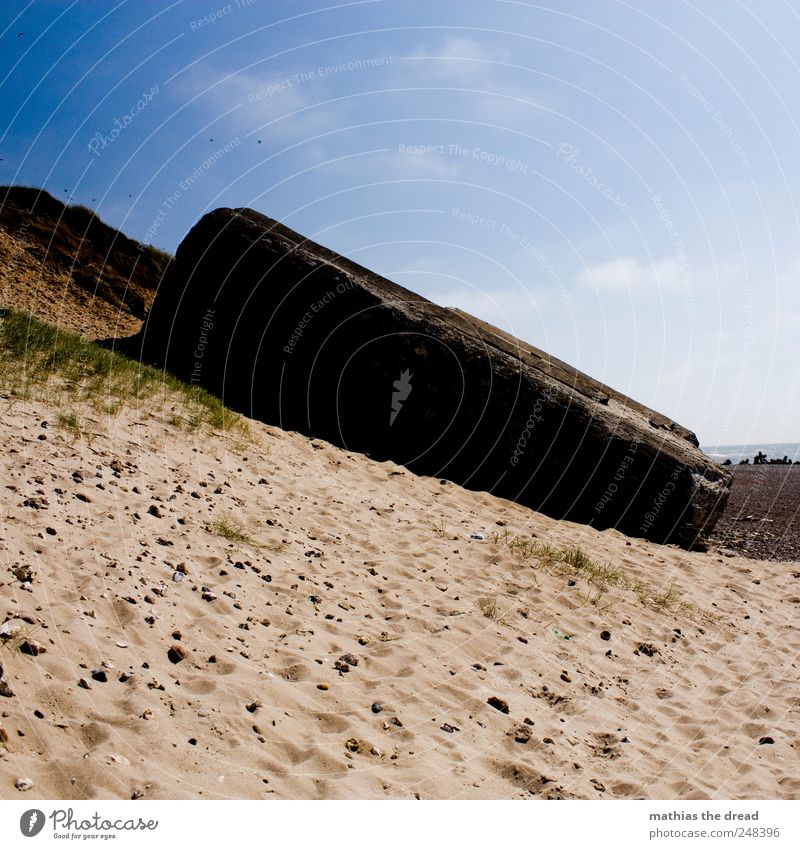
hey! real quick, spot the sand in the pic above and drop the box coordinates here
[1,389,799,800]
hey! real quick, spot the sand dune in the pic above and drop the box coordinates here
[1,388,799,800]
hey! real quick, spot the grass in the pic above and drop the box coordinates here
[427,516,448,538]
[0,307,249,439]
[477,596,511,625]
[55,410,82,439]
[207,515,258,546]
[497,531,698,617]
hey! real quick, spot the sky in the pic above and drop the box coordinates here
[1,0,799,446]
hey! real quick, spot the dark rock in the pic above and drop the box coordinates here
[600,630,611,641]
[19,639,46,657]
[167,644,187,664]
[759,736,775,745]
[129,208,731,548]
[487,696,509,714]
[371,702,382,714]
[91,669,108,683]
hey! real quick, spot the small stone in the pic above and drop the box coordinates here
[637,643,658,657]
[148,505,163,518]
[317,683,330,690]
[105,753,130,765]
[543,737,555,744]
[513,725,532,743]
[560,672,572,683]
[167,644,187,664]
[45,527,57,535]
[759,736,775,745]
[75,492,91,503]
[188,738,197,746]
[15,777,33,791]
[19,639,46,657]
[339,653,358,667]
[13,565,35,583]
[0,728,8,744]
[440,722,460,733]
[91,669,108,683]
[487,696,509,714]
[246,701,261,713]
[118,672,133,683]
[202,592,217,602]
[78,678,92,690]
[0,679,14,698]
[371,702,382,714]
[33,709,44,719]
[600,630,611,641]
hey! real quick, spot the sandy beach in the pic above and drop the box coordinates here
[1,384,799,800]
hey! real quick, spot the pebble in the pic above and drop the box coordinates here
[759,736,775,745]
[600,630,611,641]
[148,505,163,518]
[167,644,187,664]
[513,725,532,743]
[78,678,92,689]
[371,702,382,714]
[0,728,8,744]
[487,696,509,713]
[0,679,14,698]
[15,777,33,792]
[19,639,46,657]
[246,701,261,713]
[317,683,330,690]
[91,669,108,683]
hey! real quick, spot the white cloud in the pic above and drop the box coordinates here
[575,256,691,293]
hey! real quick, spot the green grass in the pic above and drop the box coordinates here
[0,307,248,438]
[206,515,258,546]
[498,532,696,616]
[55,410,82,439]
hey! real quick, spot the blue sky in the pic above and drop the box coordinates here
[2,0,799,446]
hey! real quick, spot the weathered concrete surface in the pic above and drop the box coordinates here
[129,207,731,548]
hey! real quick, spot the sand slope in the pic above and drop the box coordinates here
[1,391,799,800]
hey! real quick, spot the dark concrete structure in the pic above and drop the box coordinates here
[130,207,731,548]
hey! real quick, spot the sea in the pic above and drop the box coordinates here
[701,441,800,465]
